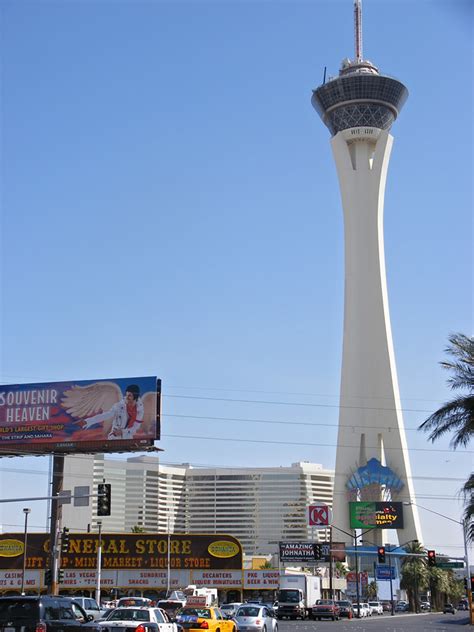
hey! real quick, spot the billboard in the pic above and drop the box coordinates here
[349,502,404,529]
[279,542,321,563]
[0,377,161,455]
[0,533,243,571]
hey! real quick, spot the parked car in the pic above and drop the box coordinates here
[66,596,103,620]
[177,607,237,632]
[368,601,383,615]
[234,604,278,632]
[335,600,353,619]
[98,606,178,631]
[352,602,370,618]
[0,595,95,631]
[220,603,243,618]
[310,599,340,621]
[117,597,154,608]
[420,601,431,611]
[381,601,392,613]
[394,601,409,612]
[158,600,185,621]
[443,603,456,614]
[458,599,468,611]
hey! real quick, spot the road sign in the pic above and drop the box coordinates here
[308,503,332,527]
[376,565,396,580]
[437,562,464,569]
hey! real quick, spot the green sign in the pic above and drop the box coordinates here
[437,562,464,569]
[349,502,404,529]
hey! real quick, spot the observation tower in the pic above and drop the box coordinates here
[312,1,422,546]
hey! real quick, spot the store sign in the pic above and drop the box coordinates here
[244,571,279,589]
[0,570,40,589]
[0,533,243,571]
[349,502,404,529]
[192,571,242,588]
[308,504,331,527]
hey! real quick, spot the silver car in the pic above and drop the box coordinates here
[235,605,278,632]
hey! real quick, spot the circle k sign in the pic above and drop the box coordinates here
[308,504,332,527]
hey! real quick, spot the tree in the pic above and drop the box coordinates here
[366,580,378,599]
[418,333,474,537]
[400,541,429,612]
[131,525,145,533]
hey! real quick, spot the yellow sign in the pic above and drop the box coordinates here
[0,539,23,557]
[208,541,239,558]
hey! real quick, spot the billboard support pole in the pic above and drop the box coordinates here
[49,454,64,595]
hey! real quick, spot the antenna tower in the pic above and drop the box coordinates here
[354,0,363,62]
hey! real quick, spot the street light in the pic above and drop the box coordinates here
[21,508,31,595]
[403,500,471,622]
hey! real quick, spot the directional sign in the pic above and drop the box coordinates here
[437,562,464,569]
[308,503,332,527]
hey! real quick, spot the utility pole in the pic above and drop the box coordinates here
[96,521,102,606]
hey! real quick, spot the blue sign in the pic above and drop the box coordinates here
[376,565,396,580]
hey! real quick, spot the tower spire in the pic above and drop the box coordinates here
[354,0,363,62]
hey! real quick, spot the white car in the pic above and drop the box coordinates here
[98,606,179,631]
[234,605,278,632]
[368,601,383,615]
[352,602,370,618]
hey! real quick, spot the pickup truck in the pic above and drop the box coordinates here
[310,599,341,621]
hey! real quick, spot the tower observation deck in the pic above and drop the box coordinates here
[312,59,408,135]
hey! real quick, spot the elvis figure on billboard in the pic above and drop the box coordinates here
[62,381,156,440]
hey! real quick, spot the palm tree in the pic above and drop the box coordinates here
[400,541,429,612]
[418,333,474,537]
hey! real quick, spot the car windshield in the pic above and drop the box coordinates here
[237,607,261,617]
[107,608,150,621]
[316,600,332,605]
[368,602,378,606]
[336,601,350,606]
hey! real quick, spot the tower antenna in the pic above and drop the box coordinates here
[354,0,363,62]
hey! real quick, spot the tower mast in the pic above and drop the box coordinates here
[354,0,363,62]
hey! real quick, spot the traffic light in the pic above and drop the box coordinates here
[45,569,52,585]
[427,550,436,567]
[61,527,70,553]
[57,569,64,583]
[470,576,474,593]
[97,483,111,516]
[377,546,386,564]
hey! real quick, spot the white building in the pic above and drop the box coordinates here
[61,456,334,556]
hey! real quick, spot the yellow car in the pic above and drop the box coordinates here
[177,607,237,632]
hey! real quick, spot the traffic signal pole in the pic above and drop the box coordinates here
[49,455,64,595]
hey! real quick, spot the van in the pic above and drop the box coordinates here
[65,596,102,620]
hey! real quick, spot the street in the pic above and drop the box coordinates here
[276,612,471,631]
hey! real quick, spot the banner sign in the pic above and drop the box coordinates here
[0,533,242,571]
[345,571,368,596]
[349,502,404,529]
[0,377,161,455]
[279,542,321,563]
[243,570,279,589]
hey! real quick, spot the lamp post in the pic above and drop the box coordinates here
[21,508,31,595]
[403,500,471,621]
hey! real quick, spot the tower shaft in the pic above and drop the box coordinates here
[330,128,422,545]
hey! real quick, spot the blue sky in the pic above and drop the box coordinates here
[1,0,472,560]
